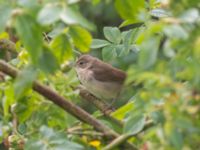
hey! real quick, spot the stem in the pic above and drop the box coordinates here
[78,86,123,127]
[102,134,134,150]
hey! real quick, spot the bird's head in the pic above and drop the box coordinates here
[75,55,95,69]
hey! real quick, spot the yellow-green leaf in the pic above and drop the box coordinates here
[15,14,43,63]
[50,33,73,63]
[69,26,92,53]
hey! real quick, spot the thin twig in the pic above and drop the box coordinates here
[77,86,124,127]
[77,86,114,114]
[102,120,155,150]
[102,134,132,150]
[67,130,104,137]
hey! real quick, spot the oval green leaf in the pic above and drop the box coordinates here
[60,7,95,31]
[103,27,121,44]
[38,46,59,74]
[37,4,62,25]
[15,14,43,63]
[69,26,92,53]
[50,33,73,63]
[115,0,145,20]
[0,5,12,33]
[123,114,145,135]
[102,45,117,61]
[91,39,110,49]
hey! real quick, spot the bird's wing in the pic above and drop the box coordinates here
[90,60,126,83]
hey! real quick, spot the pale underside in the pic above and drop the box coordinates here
[76,68,122,100]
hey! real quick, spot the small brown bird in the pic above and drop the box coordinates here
[75,55,126,101]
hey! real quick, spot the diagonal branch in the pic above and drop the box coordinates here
[102,134,132,150]
[78,86,114,114]
[78,86,124,127]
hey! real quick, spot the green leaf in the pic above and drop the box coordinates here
[123,114,145,135]
[14,66,37,99]
[3,85,15,118]
[163,40,175,58]
[115,44,126,57]
[115,0,145,20]
[102,45,117,61]
[54,141,84,150]
[25,126,84,150]
[150,9,170,18]
[103,27,121,44]
[25,139,47,150]
[68,0,80,4]
[163,24,189,40]
[90,39,111,49]
[0,5,12,33]
[168,127,183,150]
[111,102,134,120]
[15,14,43,63]
[38,46,59,74]
[180,8,199,23]
[15,97,35,123]
[17,0,39,8]
[60,7,95,31]
[47,23,65,38]
[120,20,138,28]
[46,104,77,129]
[37,4,62,25]
[121,30,134,55]
[69,25,92,53]
[138,37,160,69]
[50,33,72,63]
[40,126,54,138]
[151,111,165,124]
[18,123,27,134]
[120,20,144,29]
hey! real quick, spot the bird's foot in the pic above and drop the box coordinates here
[102,103,115,114]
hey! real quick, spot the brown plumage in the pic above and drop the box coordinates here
[90,59,126,83]
[75,55,126,100]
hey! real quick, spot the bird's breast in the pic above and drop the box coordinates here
[76,68,122,100]
[76,68,93,84]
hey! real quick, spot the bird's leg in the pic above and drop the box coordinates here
[102,98,116,114]
[110,98,117,106]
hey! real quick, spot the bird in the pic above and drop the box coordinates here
[75,55,126,102]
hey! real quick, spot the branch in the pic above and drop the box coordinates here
[0,59,137,150]
[78,86,155,150]
[0,39,17,61]
[0,39,16,53]
[103,120,155,150]
[0,72,5,81]
[102,134,132,150]
[67,130,103,137]
[77,86,124,127]
[78,86,114,114]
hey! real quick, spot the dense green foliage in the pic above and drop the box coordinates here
[0,0,200,149]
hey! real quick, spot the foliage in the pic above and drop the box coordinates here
[0,0,200,149]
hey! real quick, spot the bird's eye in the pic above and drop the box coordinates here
[79,61,84,65]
